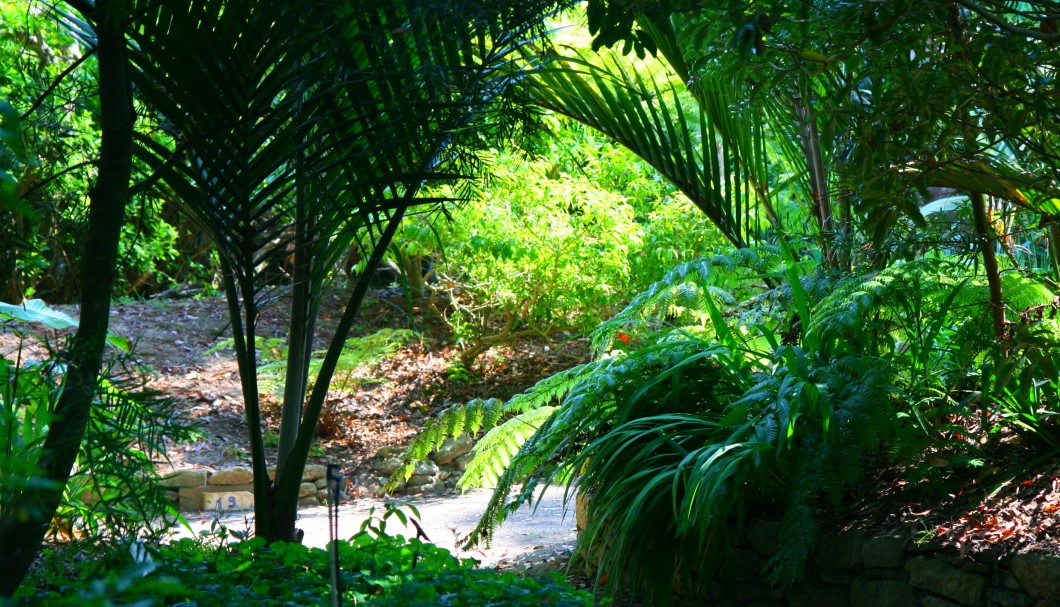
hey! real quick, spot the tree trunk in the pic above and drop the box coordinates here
[268,207,408,542]
[0,0,132,596]
[971,191,1006,339]
[1047,222,1060,285]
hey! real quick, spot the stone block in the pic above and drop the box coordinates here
[376,445,405,459]
[451,452,473,472]
[921,596,961,607]
[374,457,403,475]
[430,434,474,465]
[413,459,439,476]
[862,535,907,569]
[298,496,319,506]
[1001,571,1022,591]
[850,577,915,607]
[987,587,1034,607]
[203,491,253,512]
[816,530,866,571]
[405,480,445,495]
[747,520,783,556]
[733,548,765,582]
[208,466,253,485]
[1011,553,1060,599]
[302,464,327,481]
[907,556,987,606]
[407,474,436,487]
[178,486,206,511]
[731,582,772,602]
[787,583,850,607]
[178,484,255,511]
[299,482,316,498]
[161,469,208,488]
[314,478,328,490]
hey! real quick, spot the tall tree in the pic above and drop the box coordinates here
[0,0,133,596]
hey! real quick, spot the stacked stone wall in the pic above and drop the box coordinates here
[720,522,1059,606]
[160,464,332,511]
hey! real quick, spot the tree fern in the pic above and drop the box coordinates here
[398,253,1060,600]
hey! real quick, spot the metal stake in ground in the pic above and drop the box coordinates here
[327,464,344,607]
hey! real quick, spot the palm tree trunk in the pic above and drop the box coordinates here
[793,98,835,269]
[0,0,132,594]
[268,206,409,541]
[1047,222,1060,285]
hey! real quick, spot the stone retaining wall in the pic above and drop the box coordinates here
[159,434,477,511]
[160,464,332,511]
[373,434,475,495]
[725,522,1060,607]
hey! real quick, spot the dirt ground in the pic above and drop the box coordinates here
[94,287,590,496]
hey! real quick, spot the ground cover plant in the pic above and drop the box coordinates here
[8,506,596,606]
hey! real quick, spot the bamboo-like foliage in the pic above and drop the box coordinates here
[122,0,566,541]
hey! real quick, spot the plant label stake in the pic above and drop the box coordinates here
[328,464,344,607]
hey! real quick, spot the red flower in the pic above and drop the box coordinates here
[615,332,631,345]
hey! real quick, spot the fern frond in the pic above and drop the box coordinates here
[590,248,784,353]
[390,358,605,490]
[459,405,558,488]
[386,397,505,490]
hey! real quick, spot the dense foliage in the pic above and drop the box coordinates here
[399,249,1060,602]
[423,119,727,366]
[0,2,215,302]
[0,300,192,545]
[5,0,1060,604]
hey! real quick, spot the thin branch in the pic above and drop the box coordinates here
[20,159,97,196]
[957,0,1060,41]
[20,49,95,122]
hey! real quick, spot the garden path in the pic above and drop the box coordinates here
[173,485,579,570]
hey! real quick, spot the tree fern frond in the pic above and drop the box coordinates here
[459,405,558,488]
[392,357,606,490]
[591,248,784,352]
[386,397,505,490]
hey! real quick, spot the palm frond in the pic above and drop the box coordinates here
[525,47,773,249]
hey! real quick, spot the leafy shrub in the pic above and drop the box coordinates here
[398,250,1060,601]
[434,152,643,366]
[376,118,727,368]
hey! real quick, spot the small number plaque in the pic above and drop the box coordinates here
[202,491,254,512]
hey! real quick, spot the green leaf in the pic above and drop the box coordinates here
[0,300,130,351]
[0,299,79,330]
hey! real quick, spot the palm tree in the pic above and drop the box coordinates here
[127,0,566,542]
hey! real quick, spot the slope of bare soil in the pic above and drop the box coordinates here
[97,286,590,496]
